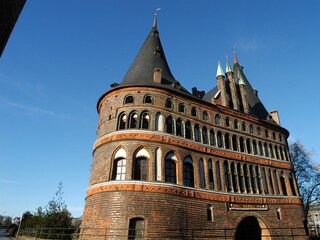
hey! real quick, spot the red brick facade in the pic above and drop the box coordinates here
[80,22,307,239]
[80,85,307,239]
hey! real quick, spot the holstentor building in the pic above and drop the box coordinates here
[80,17,307,239]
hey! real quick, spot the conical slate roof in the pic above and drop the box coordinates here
[121,25,189,93]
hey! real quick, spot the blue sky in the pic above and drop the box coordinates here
[0,0,319,218]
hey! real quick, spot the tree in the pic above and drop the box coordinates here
[44,181,72,228]
[290,141,320,218]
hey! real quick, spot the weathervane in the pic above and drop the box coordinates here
[153,8,161,27]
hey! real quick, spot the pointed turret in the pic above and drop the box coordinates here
[226,55,233,73]
[226,54,239,110]
[216,60,224,77]
[120,15,189,93]
[215,60,228,107]
[234,51,239,65]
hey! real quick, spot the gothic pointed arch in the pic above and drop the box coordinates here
[132,147,150,181]
[165,151,177,184]
[111,147,127,181]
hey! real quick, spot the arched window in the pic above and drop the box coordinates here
[133,156,148,181]
[165,152,176,184]
[265,129,269,138]
[143,95,152,104]
[216,161,222,190]
[263,143,269,157]
[257,126,261,135]
[242,121,246,131]
[217,131,223,148]
[203,111,208,121]
[273,170,280,195]
[112,148,127,180]
[262,167,268,194]
[225,133,230,149]
[280,171,288,195]
[118,113,127,130]
[239,137,244,152]
[155,112,163,131]
[258,141,263,156]
[194,124,200,142]
[183,157,194,187]
[275,145,279,159]
[185,121,192,139]
[279,146,284,160]
[246,139,251,154]
[129,112,139,129]
[199,158,206,188]
[124,95,134,104]
[256,166,262,194]
[232,135,238,151]
[249,165,256,193]
[210,129,215,146]
[249,124,254,133]
[128,218,144,240]
[270,144,275,158]
[238,163,244,193]
[191,107,197,117]
[178,103,185,113]
[279,134,282,142]
[253,140,258,155]
[140,112,150,129]
[284,148,289,161]
[165,98,173,109]
[224,161,230,192]
[272,131,276,140]
[133,149,149,181]
[268,169,274,195]
[231,162,237,192]
[208,159,214,189]
[176,118,183,137]
[166,116,174,134]
[244,164,250,193]
[207,205,213,222]
[215,114,221,125]
[276,208,282,220]
[225,117,230,127]
[234,119,238,129]
[202,127,208,144]
[280,171,287,195]
[289,172,296,196]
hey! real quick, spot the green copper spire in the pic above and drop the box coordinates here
[238,70,246,85]
[226,54,233,73]
[216,60,225,77]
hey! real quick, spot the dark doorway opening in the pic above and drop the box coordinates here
[235,216,261,240]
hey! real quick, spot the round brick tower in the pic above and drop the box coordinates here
[80,18,307,240]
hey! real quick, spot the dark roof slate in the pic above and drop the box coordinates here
[120,26,189,93]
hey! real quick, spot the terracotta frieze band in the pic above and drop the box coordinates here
[86,183,302,205]
[94,132,292,169]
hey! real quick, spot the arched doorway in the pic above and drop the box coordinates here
[235,216,261,240]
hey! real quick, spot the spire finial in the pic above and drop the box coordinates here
[233,51,239,64]
[216,60,225,77]
[153,8,161,28]
[226,53,233,73]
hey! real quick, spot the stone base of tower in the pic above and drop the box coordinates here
[80,183,308,240]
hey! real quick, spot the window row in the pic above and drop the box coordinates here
[110,148,297,197]
[117,111,289,162]
[123,94,284,142]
